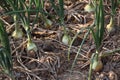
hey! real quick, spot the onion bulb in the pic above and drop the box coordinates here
[92,54,103,72]
[62,34,71,45]
[106,17,115,33]
[44,19,52,29]
[12,29,23,39]
[27,40,37,52]
[84,3,95,12]
[92,59,103,72]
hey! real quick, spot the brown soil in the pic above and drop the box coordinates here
[0,0,120,80]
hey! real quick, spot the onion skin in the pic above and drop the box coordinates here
[92,60,103,72]
[84,4,95,12]
[106,17,115,33]
[27,41,37,52]
[12,29,23,39]
[62,34,71,45]
[44,19,52,29]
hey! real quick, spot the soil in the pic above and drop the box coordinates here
[0,0,120,80]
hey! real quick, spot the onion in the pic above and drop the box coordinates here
[84,3,95,12]
[44,19,52,28]
[92,59,103,72]
[12,29,23,39]
[106,17,115,32]
[62,34,71,45]
[27,40,37,52]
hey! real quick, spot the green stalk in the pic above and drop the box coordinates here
[58,0,67,33]
[1,0,41,51]
[0,20,14,79]
[32,0,41,26]
[49,0,70,45]
[36,0,53,28]
[49,0,65,27]
[18,0,38,51]
[91,0,104,50]
[68,22,95,61]
[49,0,59,14]
[71,29,90,69]
[88,0,104,79]
[12,14,24,39]
[106,0,118,33]
[111,0,117,16]
[88,53,96,80]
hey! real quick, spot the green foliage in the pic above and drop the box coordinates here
[111,0,118,15]
[91,0,104,50]
[49,0,64,24]
[88,0,104,80]
[0,20,13,79]
[0,0,40,51]
[0,0,120,79]
[0,21,11,55]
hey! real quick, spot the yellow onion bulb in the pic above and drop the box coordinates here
[106,17,115,32]
[62,34,71,45]
[27,40,37,52]
[12,29,23,39]
[84,3,95,12]
[92,59,103,72]
[44,19,53,28]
